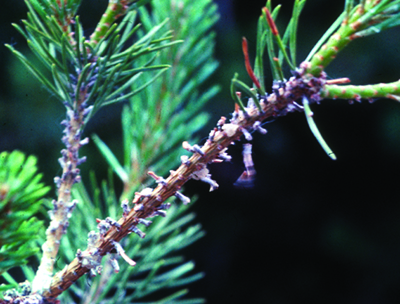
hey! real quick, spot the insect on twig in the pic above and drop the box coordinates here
[234,143,256,188]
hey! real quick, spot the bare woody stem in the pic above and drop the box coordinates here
[28,0,160,296]
[40,65,329,300]
[32,84,91,293]
[43,101,273,298]
[30,65,400,301]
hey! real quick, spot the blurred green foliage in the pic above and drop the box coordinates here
[0,150,50,276]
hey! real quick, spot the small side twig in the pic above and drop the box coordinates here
[32,78,92,293]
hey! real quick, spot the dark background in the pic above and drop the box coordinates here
[2,1,400,303]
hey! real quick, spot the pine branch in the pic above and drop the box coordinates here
[40,62,327,300]
[51,173,205,303]
[31,92,90,293]
[2,0,178,295]
[4,0,400,302]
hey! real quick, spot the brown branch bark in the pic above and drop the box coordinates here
[40,65,325,301]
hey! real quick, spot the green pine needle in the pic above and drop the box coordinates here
[303,97,336,160]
